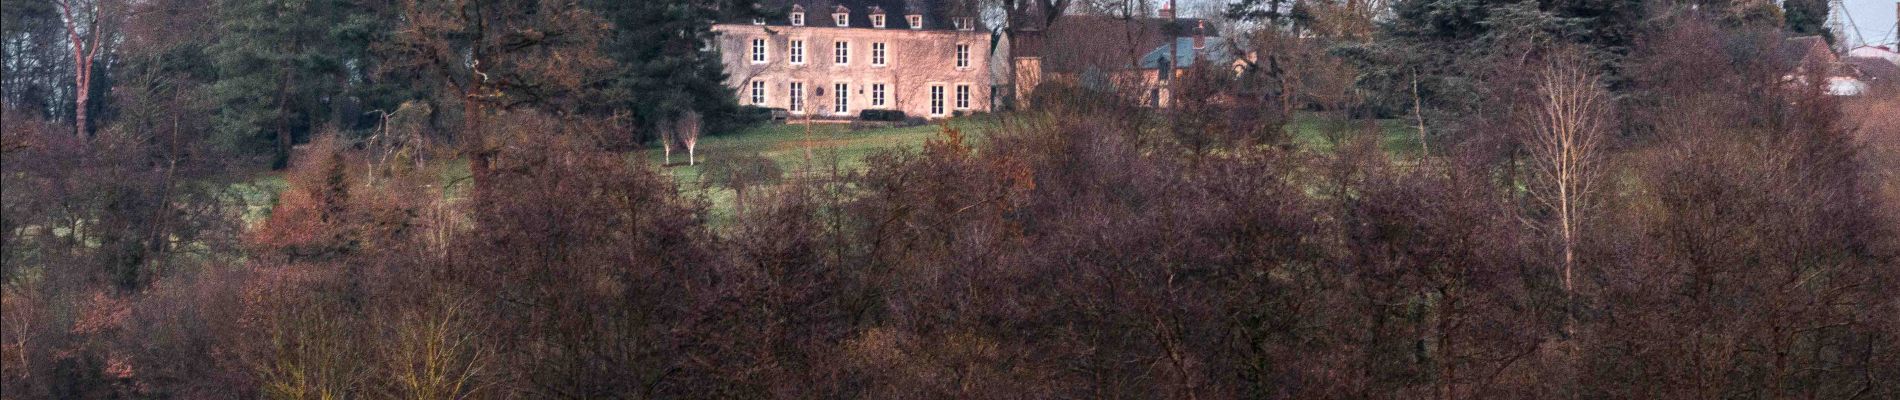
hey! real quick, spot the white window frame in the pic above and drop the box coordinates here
[750,81,766,105]
[929,85,945,116]
[956,17,975,31]
[790,12,805,26]
[751,38,768,64]
[871,42,887,67]
[955,84,971,110]
[833,41,849,65]
[834,13,848,27]
[789,81,805,113]
[955,44,970,69]
[834,82,850,114]
[752,18,765,25]
[907,15,922,29]
[789,39,805,64]
[871,83,887,107]
[872,14,886,28]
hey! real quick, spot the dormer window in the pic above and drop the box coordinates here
[834,13,848,27]
[954,17,975,31]
[790,9,805,26]
[907,15,922,29]
[872,14,886,28]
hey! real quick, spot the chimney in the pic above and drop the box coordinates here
[1193,21,1206,49]
[1159,2,1174,20]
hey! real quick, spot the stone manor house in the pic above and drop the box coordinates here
[714,0,993,119]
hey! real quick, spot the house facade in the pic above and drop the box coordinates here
[714,0,992,120]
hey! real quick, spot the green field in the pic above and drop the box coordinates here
[234,112,1413,224]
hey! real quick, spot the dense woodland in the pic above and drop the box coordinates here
[3,0,1897,398]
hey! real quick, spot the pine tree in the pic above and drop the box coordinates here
[588,0,760,141]
[207,0,355,169]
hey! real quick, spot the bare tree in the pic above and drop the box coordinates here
[677,110,703,166]
[1522,49,1609,294]
[53,0,117,140]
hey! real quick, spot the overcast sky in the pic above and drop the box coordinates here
[1842,0,1898,47]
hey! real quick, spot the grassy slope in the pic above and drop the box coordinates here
[236,113,1411,224]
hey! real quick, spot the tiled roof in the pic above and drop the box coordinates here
[1014,14,1214,73]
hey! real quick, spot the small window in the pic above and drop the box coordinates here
[834,83,849,114]
[790,12,805,26]
[907,15,922,29]
[750,81,766,105]
[955,84,971,110]
[789,40,805,64]
[752,18,765,25]
[871,83,887,107]
[834,41,849,65]
[930,85,945,116]
[954,17,974,30]
[955,44,970,69]
[834,13,848,27]
[789,82,805,113]
[871,42,887,66]
[751,39,768,64]
[872,14,886,28]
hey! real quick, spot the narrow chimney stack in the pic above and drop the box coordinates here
[1194,21,1206,49]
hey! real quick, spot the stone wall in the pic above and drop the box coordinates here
[715,24,993,119]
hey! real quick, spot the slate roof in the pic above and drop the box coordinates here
[1776,36,1835,72]
[1843,56,1900,86]
[732,0,980,31]
[1138,37,1236,69]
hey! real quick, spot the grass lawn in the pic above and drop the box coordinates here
[1287,113,1421,156]
[232,112,1411,225]
[638,117,991,186]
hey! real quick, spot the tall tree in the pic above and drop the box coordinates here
[1781,0,1832,43]
[53,0,118,139]
[588,0,758,141]
[207,0,354,169]
[382,0,612,198]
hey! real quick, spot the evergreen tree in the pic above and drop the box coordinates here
[588,0,762,142]
[1782,0,1833,43]
[207,0,357,169]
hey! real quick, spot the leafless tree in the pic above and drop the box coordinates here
[53,0,118,140]
[676,110,702,165]
[1522,49,1610,294]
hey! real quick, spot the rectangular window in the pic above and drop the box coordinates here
[957,84,972,109]
[871,42,886,66]
[872,14,885,28]
[789,82,805,113]
[834,41,849,65]
[871,83,887,107]
[908,15,922,29]
[789,40,805,64]
[929,85,945,116]
[834,13,848,27]
[791,12,804,26]
[834,83,849,114]
[750,81,766,105]
[751,39,768,63]
[956,44,970,68]
[956,17,975,31]
[751,18,765,25]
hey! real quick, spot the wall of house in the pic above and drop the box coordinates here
[715,24,992,119]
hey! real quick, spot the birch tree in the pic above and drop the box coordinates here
[1524,50,1609,294]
